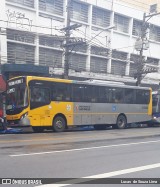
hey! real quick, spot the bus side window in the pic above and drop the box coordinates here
[136,90,150,104]
[84,86,92,102]
[65,84,72,101]
[53,83,71,102]
[99,86,107,103]
[125,89,135,104]
[72,84,84,102]
[114,88,124,103]
[64,84,71,101]
[92,86,98,103]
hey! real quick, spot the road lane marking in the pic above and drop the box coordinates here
[35,162,160,187]
[10,139,160,157]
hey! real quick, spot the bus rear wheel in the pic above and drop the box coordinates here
[116,115,127,129]
[53,116,66,132]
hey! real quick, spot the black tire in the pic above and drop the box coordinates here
[94,125,106,130]
[116,115,127,129]
[32,126,44,133]
[53,116,66,132]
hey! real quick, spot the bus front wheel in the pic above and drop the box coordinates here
[53,116,66,132]
[116,115,127,129]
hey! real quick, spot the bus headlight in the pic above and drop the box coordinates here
[20,112,30,126]
[20,112,28,120]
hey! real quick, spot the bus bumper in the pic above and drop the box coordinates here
[7,116,31,127]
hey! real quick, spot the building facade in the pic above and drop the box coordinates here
[0,0,160,86]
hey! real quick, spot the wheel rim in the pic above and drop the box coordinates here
[55,120,63,129]
[117,117,125,128]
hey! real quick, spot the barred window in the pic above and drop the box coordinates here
[112,50,127,61]
[132,20,142,36]
[68,44,87,53]
[71,1,88,23]
[7,43,35,64]
[146,57,159,66]
[130,54,140,63]
[69,54,86,71]
[114,14,129,33]
[39,48,62,67]
[7,29,35,44]
[90,57,107,73]
[39,36,62,48]
[111,61,126,76]
[92,7,110,27]
[91,46,109,57]
[129,63,137,77]
[39,0,63,16]
[149,25,160,42]
[6,0,34,8]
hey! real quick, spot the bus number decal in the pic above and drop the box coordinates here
[112,105,116,112]
[67,105,71,111]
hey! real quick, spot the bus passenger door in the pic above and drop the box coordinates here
[40,106,52,126]
[30,86,51,127]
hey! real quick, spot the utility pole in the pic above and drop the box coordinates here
[63,0,71,79]
[135,5,160,86]
[136,13,147,86]
[62,0,84,79]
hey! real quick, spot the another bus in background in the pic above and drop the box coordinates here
[6,76,152,132]
[151,90,160,125]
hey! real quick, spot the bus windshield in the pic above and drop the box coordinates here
[6,84,28,111]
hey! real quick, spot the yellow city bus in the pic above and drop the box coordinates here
[6,76,152,132]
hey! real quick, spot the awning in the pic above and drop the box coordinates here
[0,75,6,92]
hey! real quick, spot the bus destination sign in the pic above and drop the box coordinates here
[8,79,24,86]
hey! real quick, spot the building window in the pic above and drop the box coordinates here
[130,54,140,63]
[68,44,87,53]
[112,50,128,61]
[39,48,62,67]
[7,29,35,44]
[90,57,107,73]
[111,61,126,76]
[71,1,88,23]
[39,36,62,48]
[132,20,142,37]
[146,57,159,66]
[92,7,110,27]
[7,43,35,64]
[39,0,63,16]
[69,54,86,71]
[129,63,137,77]
[6,0,34,8]
[149,25,160,42]
[91,46,109,57]
[114,14,129,33]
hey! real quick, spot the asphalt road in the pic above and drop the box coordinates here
[0,127,160,187]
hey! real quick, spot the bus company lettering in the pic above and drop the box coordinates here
[78,106,91,111]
